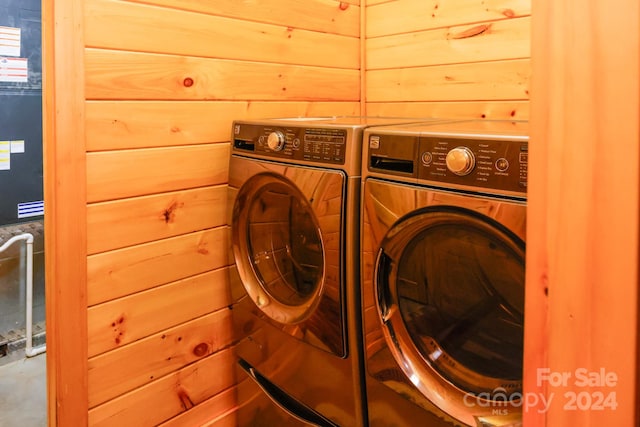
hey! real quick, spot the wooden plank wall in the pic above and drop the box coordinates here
[526,0,639,425]
[363,0,531,119]
[46,0,535,425]
[47,0,361,425]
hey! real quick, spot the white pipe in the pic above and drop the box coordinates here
[0,232,46,357]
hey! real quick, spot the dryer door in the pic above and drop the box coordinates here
[231,162,347,357]
[375,205,525,426]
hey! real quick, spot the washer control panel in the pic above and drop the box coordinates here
[233,123,347,165]
[419,137,528,193]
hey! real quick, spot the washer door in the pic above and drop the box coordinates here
[233,171,325,324]
[375,206,524,425]
[231,168,347,356]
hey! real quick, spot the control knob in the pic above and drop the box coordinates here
[446,146,475,176]
[267,131,286,151]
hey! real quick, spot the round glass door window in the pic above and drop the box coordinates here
[232,172,325,324]
[376,206,525,403]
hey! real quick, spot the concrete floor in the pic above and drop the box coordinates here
[0,221,46,349]
[0,353,47,427]
[0,222,47,426]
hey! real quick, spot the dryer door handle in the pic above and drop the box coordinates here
[375,249,393,322]
[238,358,340,427]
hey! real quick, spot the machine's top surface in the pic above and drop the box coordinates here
[366,119,529,139]
[237,116,446,128]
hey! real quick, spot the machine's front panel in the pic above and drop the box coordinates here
[362,176,527,427]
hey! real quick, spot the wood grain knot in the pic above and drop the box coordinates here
[177,388,195,410]
[339,2,349,10]
[450,24,492,40]
[183,77,194,87]
[193,343,209,357]
[111,316,125,344]
[163,202,180,223]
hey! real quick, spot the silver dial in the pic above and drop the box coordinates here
[267,131,286,151]
[446,146,475,176]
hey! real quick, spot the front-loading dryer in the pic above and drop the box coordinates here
[228,116,438,426]
[361,120,528,427]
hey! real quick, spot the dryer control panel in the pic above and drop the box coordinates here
[367,130,528,197]
[419,136,528,194]
[233,123,347,165]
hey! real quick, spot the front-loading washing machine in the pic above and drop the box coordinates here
[360,120,528,427]
[228,116,438,426]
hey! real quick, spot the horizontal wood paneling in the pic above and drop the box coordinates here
[367,16,530,69]
[86,144,229,202]
[85,101,360,151]
[366,59,530,102]
[85,49,360,101]
[88,309,233,407]
[49,0,539,424]
[366,100,529,120]
[86,186,227,255]
[366,0,531,37]
[87,228,228,306]
[47,0,363,423]
[125,0,360,37]
[157,388,237,427]
[364,0,531,118]
[87,267,230,357]
[85,0,359,69]
[88,347,235,426]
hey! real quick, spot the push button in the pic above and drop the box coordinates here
[421,151,433,165]
[495,158,509,172]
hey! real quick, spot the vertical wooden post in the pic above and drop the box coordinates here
[42,0,88,425]
[526,0,639,425]
[360,1,367,117]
